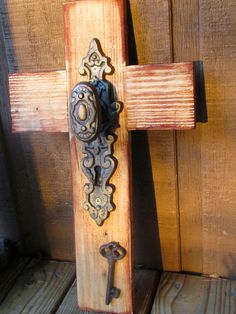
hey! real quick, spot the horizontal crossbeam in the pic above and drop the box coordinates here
[126,63,196,130]
[9,71,68,132]
[9,63,196,133]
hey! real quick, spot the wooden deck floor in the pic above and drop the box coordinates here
[0,257,158,313]
[0,258,236,313]
[152,272,236,314]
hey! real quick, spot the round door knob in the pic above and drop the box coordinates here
[70,82,101,142]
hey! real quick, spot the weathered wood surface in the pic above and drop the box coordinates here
[0,0,67,72]
[129,0,181,271]
[151,272,236,314]
[9,71,67,132]
[126,63,196,130]
[133,270,159,314]
[0,13,20,249]
[173,1,236,276]
[0,1,74,260]
[0,259,76,314]
[0,257,30,303]
[56,280,78,314]
[0,259,158,314]
[57,270,159,314]
[3,262,236,314]
[64,0,132,312]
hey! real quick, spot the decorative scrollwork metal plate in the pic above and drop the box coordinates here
[70,38,121,226]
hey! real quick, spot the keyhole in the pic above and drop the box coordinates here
[95,166,102,186]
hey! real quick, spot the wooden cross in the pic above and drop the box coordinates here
[8,0,202,313]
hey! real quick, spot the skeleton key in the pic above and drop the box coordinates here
[99,241,126,305]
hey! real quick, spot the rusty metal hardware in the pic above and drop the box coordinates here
[70,39,121,226]
[99,241,126,305]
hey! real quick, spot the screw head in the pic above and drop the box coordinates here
[95,198,101,205]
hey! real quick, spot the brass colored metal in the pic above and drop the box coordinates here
[99,241,126,305]
[70,39,121,226]
[79,38,113,81]
[70,82,101,142]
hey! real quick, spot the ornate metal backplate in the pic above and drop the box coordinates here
[70,39,121,226]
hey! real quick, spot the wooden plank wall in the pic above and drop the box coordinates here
[0,17,20,247]
[173,0,236,277]
[0,0,74,259]
[129,0,181,271]
[0,0,235,278]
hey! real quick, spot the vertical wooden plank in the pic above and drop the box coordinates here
[0,1,74,259]
[0,0,67,72]
[64,1,132,312]
[129,0,181,271]
[199,0,236,278]
[173,0,236,276]
[172,0,202,273]
[0,16,20,247]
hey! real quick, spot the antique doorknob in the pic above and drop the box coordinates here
[70,81,101,142]
[69,39,121,226]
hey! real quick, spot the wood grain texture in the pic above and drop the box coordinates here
[0,259,75,314]
[56,280,78,314]
[173,0,236,276]
[129,0,181,271]
[0,257,30,303]
[64,1,132,312]
[126,63,196,130]
[0,1,74,260]
[133,270,160,314]
[151,272,236,314]
[0,0,68,72]
[9,71,68,132]
[57,270,159,314]
[0,13,20,248]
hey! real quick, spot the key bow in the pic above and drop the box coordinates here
[99,241,126,261]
